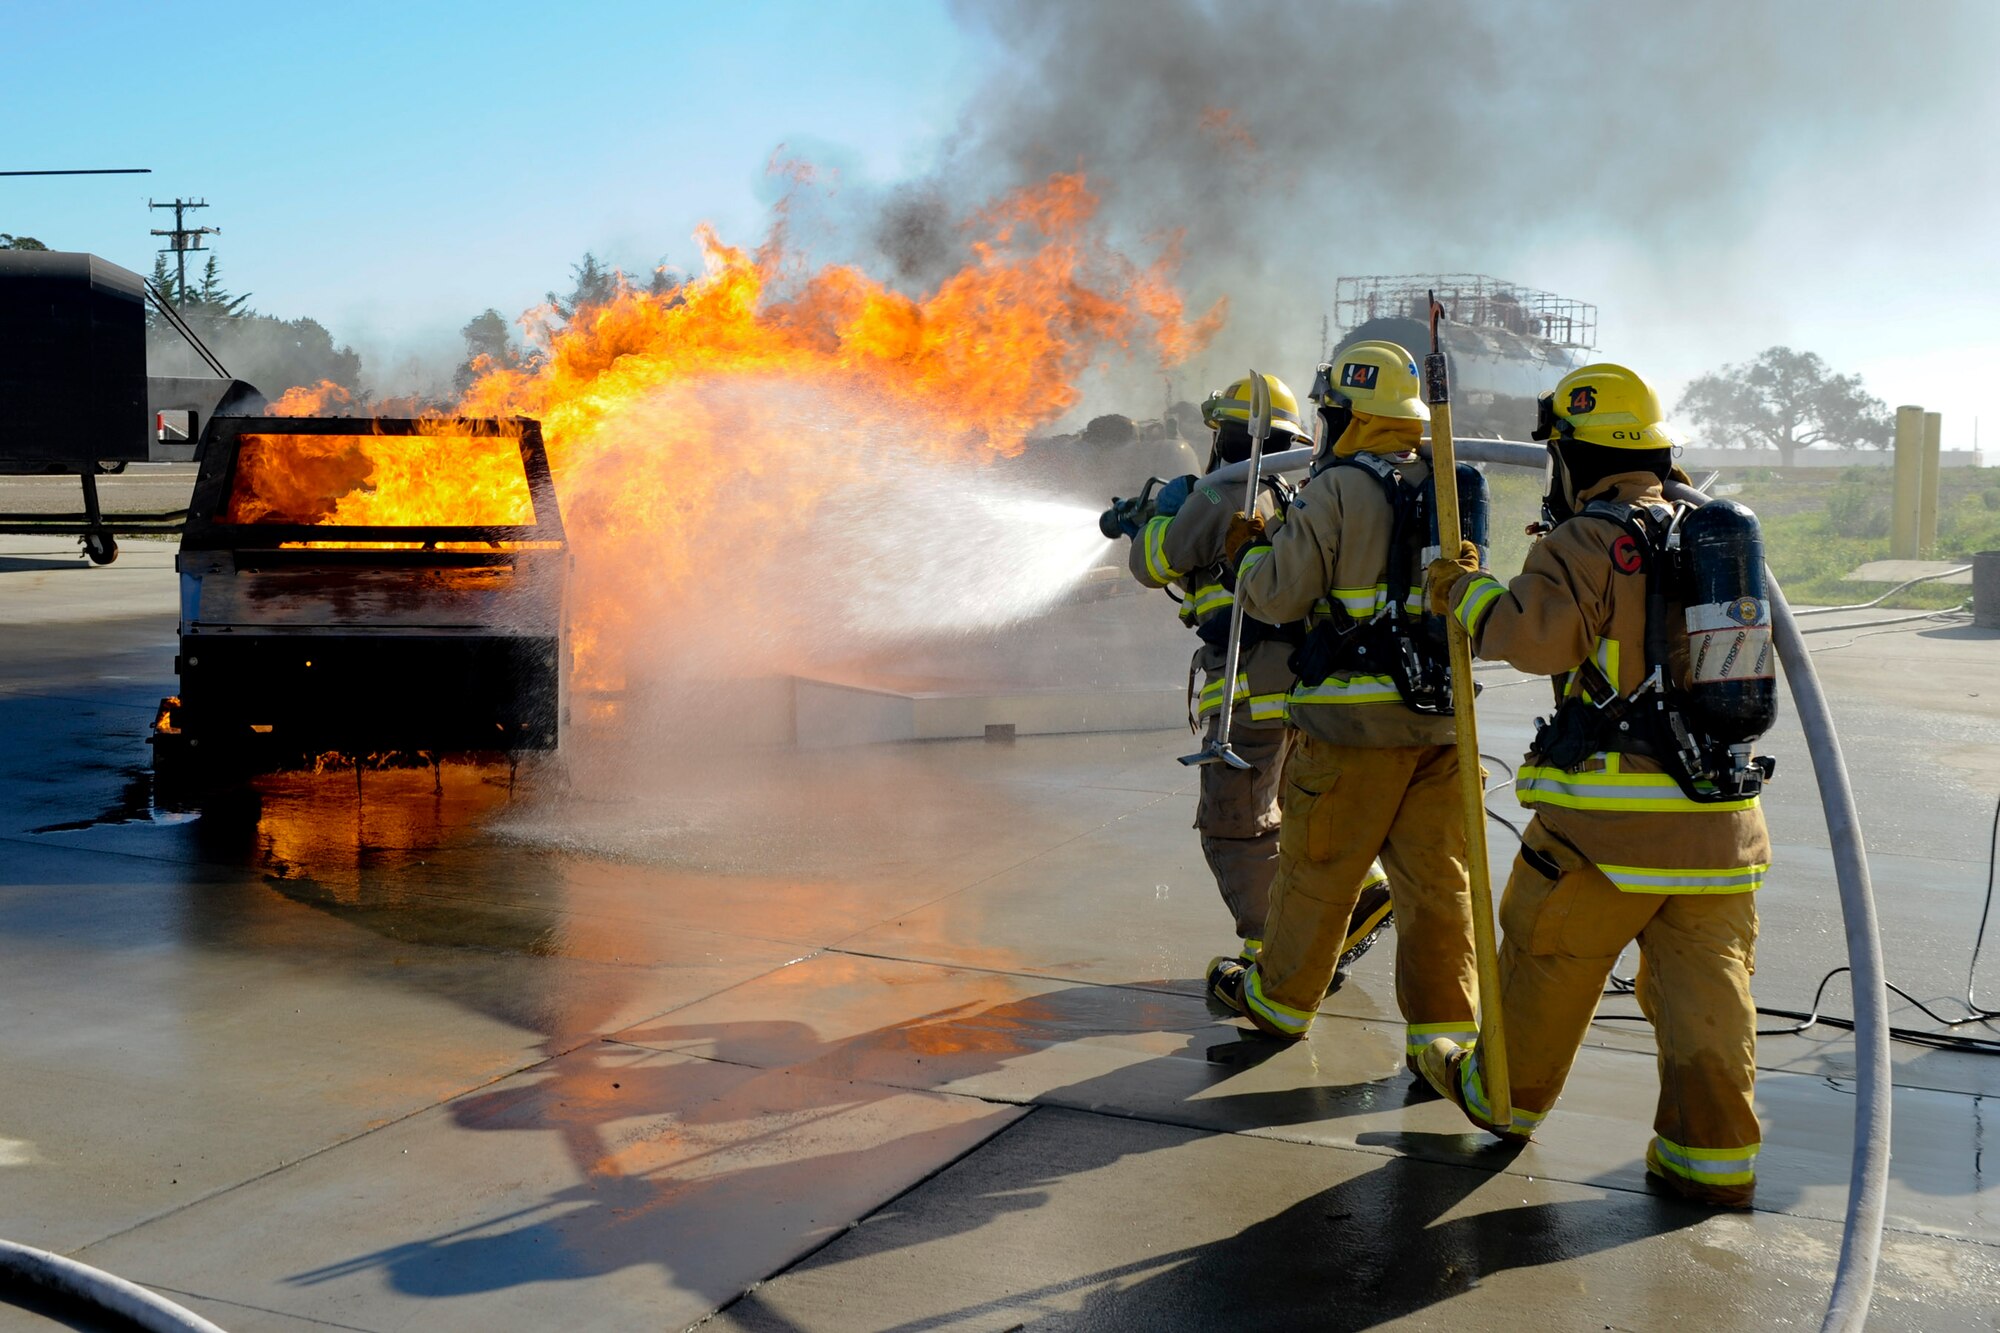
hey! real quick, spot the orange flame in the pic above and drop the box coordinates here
[269,379,357,417]
[261,170,1221,693]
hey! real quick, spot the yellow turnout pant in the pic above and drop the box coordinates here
[1459,816,1761,1205]
[1246,736,1478,1056]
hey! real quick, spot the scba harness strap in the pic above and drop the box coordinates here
[1532,499,1774,804]
[1290,453,1456,716]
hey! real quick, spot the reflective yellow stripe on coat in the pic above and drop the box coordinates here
[1141,515,1180,584]
[1455,572,1505,637]
[1186,583,1233,619]
[1198,672,1289,722]
[1288,674,1402,707]
[1598,863,1767,893]
[1517,754,1757,816]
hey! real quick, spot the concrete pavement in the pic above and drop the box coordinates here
[0,535,1995,1330]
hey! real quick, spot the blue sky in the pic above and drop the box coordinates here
[7,1,1997,452]
[6,0,972,372]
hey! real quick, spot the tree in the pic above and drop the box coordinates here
[147,252,251,325]
[547,251,622,322]
[143,250,362,396]
[0,233,49,250]
[453,307,519,396]
[191,253,252,317]
[1676,347,1892,467]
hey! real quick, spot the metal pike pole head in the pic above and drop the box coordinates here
[1178,369,1269,770]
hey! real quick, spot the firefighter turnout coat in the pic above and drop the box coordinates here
[1442,469,1769,1205]
[1129,477,1293,732]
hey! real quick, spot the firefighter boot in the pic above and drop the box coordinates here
[1328,876,1394,994]
[1205,957,1303,1041]
[1416,1037,1532,1144]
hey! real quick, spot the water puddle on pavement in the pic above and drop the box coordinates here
[26,763,198,833]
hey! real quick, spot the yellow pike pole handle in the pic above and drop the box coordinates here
[1423,291,1511,1126]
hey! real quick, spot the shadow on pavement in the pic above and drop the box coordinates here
[1038,1148,1708,1333]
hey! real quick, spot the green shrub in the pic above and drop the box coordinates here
[1824,483,1889,539]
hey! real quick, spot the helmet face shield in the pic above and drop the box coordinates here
[1309,362,1337,406]
[1542,444,1575,526]
[1531,390,1562,442]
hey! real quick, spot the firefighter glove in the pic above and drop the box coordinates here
[1223,511,1266,566]
[1425,540,1483,615]
[1155,474,1198,517]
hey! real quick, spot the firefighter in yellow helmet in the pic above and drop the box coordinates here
[1122,372,1393,979]
[1421,362,1774,1207]
[1203,342,1481,1070]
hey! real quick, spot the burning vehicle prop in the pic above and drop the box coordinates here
[152,415,567,790]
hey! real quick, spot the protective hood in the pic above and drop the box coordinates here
[1333,410,1424,459]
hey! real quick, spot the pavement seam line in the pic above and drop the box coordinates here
[687,1105,1048,1333]
[67,946,837,1258]
[137,1284,386,1333]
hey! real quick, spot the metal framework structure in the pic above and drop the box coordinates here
[1335,273,1598,350]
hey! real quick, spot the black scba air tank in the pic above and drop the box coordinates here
[1680,499,1777,744]
[1433,462,1490,562]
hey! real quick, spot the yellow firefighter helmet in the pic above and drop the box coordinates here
[1202,373,1307,439]
[1540,363,1677,450]
[1320,341,1430,422]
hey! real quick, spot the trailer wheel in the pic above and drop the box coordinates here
[83,531,118,565]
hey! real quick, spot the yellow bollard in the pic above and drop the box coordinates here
[1919,412,1942,557]
[1891,406,1925,559]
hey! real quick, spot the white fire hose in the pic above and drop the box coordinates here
[1207,439,1890,1332]
[0,1238,229,1331]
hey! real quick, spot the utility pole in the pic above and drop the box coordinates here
[148,197,218,306]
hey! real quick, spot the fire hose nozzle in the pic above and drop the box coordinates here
[1098,476,1170,540]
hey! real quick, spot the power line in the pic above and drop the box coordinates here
[1,168,152,176]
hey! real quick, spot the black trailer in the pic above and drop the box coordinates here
[0,250,260,562]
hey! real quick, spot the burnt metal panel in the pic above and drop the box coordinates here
[0,251,149,471]
[173,633,560,756]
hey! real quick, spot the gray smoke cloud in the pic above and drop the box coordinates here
[879,0,1996,405]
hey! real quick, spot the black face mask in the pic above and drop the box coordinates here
[1210,419,1254,469]
[1542,441,1673,526]
[1309,401,1353,477]
[1541,446,1575,526]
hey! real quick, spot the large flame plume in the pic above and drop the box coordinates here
[258,171,1219,698]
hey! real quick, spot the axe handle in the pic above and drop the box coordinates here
[1426,321,1512,1126]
